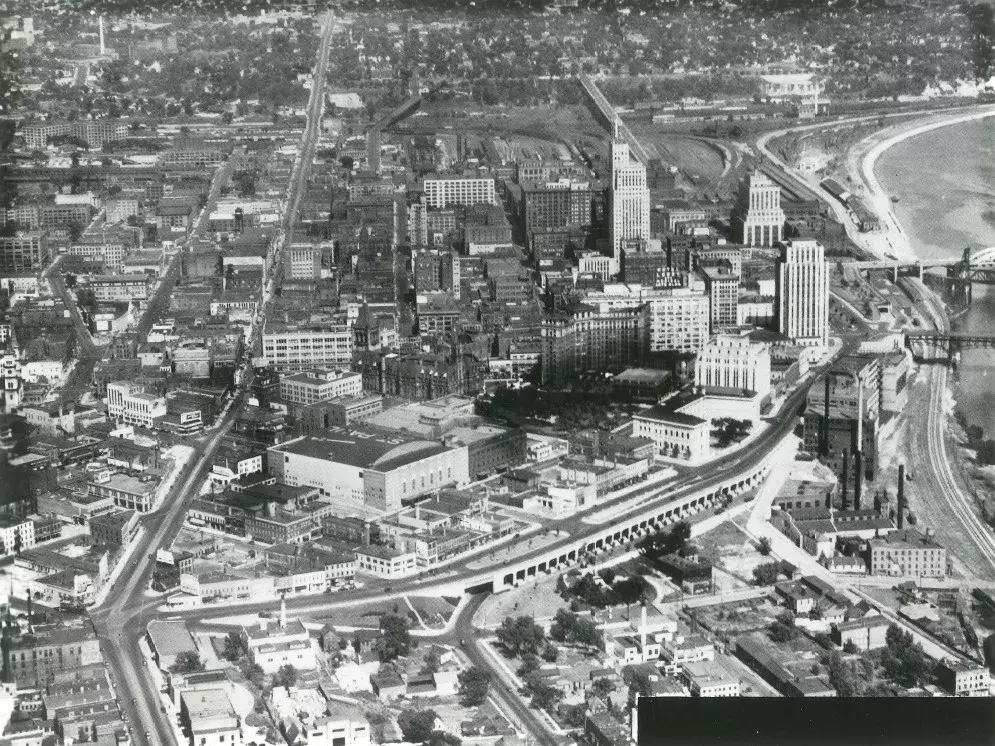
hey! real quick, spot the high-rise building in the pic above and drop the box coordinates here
[776,239,829,347]
[734,170,785,247]
[367,128,381,173]
[580,283,709,354]
[0,231,49,273]
[423,177,496,209]
[701,265,740,332]
[541,303,649,385]
[284,243,322,280]
[609,119,650,269]
[521,179,596,233]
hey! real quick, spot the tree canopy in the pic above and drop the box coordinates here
[397,708,438,743]
[457,667,491,707]
[169,651,205,675]
[496,616,545,658]
[378,614,412,661]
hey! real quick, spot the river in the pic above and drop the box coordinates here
[875,116,995,435]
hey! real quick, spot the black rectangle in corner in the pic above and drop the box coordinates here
[637,697,995,746]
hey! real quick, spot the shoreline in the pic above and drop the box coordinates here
[853,105,995,263]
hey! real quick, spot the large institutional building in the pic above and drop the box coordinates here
[540,304,649,386]
[695,333,772,398]
[262,320,355,371]
[268,426,470,513]
[734,170,786,248]
[279,368,363,406]
[422,177,496,209]
[609,119,650,266]
[0,231,50,273]
[776,239,829,347]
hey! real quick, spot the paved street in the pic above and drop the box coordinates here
[84,13,338,745]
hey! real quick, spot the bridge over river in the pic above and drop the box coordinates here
[851,246,995,284]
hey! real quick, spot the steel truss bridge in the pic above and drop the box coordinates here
[905,331,995,361]
[852,246,995,284]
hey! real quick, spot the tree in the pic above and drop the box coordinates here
[516,653,540,678]
[639,521,691,561]
[827,650,857,697]
[169,651,205,675]
[758,537,772,556]
[752,562,780,586]
[591,677,614,699]
[881,624,932,687]
[612,577,650,613]
[240,660,266,688]
[496,616,545,658]
[540,643,559,663]
[221,631,244,662]
[842,639,860,655]
[598,567,616,586]
[768,611,798,643]
[397,708,437,743]
[426,732,461,746]
[549,608,573,642]
[64,273,77,289]
[420,646,442,675]
[274,664,297,689]
[985,634,995,674]
[339,155,354,170]
[526,680,561,711]
[457,667,491,707]
[378,615,411,661]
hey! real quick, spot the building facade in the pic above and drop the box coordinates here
[422,177,496,209]
[695,334,772,398]
[279,368,363,406]
[776,240,829,347]
[734,170,785,247]
[609,122,650,266]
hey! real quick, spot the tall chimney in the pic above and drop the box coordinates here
[897,464,905,529]
[853,450,863,511]
[280,595,287,630]
[821,375,831,457]
[640,602,647,653]
[99,16,106,56]
[856,378,864,450]
[841,450,849,509]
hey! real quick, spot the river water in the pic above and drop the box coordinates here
[875,116,995,435]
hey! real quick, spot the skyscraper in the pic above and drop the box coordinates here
[776,239,829,346]
[609,118,650,270]
[734,170,785,247]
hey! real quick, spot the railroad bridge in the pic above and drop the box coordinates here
[851,246,995,285]
[905,331,995,362]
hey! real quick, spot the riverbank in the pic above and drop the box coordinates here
[848,104,995,263]
[848,107,995,575]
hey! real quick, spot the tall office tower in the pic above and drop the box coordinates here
[776,239,829,347]
[609,118,650,269]
[366,128,381,173]
[734,170,785,247]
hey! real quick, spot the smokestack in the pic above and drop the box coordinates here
[854,450,863,511]
[821,375,831,458]
[841,450,849,509]
[99,16,106,56]
[897,464,905,529]
[856,378,864,449]
[640,602,647,652]
[280,595,287,630]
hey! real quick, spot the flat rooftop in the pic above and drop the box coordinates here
[271,428,450,471]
